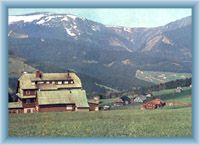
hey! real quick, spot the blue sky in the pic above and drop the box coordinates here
[8,8,192,27]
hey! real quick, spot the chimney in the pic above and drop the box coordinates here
[67,70,70,77]
[35,70,42,78]
[66,70,73,81]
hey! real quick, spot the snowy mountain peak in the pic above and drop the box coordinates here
[9,14,46,24]
[8,13,83,25]
[9,13,84,38]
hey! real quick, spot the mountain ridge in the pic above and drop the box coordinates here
[8,13,192,95]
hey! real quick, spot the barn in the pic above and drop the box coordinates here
[8,70,89,113]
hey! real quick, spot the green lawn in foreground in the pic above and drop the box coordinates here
[9,87,192,137]
[9,107,192,137]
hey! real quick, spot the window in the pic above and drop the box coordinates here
[26,99,31,103]
[58,81,62,85]
[24,90,36,95]
[64,81,68,84]
[46,81,50,84]
[38,81,44,84]
[52,81,55,84]
[66,105,73,110]
[26,90,30,95]
[69,81,74,84]
[25,99,35,103]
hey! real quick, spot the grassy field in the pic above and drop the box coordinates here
[9,107,192,137]
[9,87,192,137]
[9,107,191,137]
[135,70,192,84]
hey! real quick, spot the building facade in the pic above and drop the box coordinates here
[8,71,89,113]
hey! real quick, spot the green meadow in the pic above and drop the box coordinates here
[9,87,192,137]
[9,107,192,137]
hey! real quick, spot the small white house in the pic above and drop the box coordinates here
[134,95,146,103]
[103,105,111,110]
[134,97,143,103]
[176,87,183,93]
[146,94,152,98]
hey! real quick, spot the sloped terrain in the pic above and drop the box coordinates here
[8,13,192,94]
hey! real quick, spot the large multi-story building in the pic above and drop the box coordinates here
[8,71,89,113]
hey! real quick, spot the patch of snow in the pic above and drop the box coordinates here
[65,27,76,37]
[83,60,98,64]
[67,15,77,20]
[41,38,45,42]
[36,19,46,24]
[91,25,100,32]
[125,47,133,53]
[162,36,173,45]
[9,14,45,24]
[172,63,180,66]
[8,30,12,36]
[91,26,97,31]
[45,16,56,22]
[61,17,69,21]
[123,27,132,33]
[36,15,63,25]
[131,39,134,42]
[121,59,132,65]
[46,15,63,22]
[104,61,115,67]
[73,25,77,29]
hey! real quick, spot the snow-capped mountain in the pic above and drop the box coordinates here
[8,13,192,91]
[8,13,192,53]
[9,13,105,42]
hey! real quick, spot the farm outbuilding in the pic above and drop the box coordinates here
[120,96,132,105]
[88,101,99,111]
[88,96,100,111]
[134,95,146,103]
[8,70,89,113]
[8,102,23,114]
[146,94,152,98]
[143,99,166,109]
[176,87,183,93]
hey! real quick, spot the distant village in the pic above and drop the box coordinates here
[8,70,192,114]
